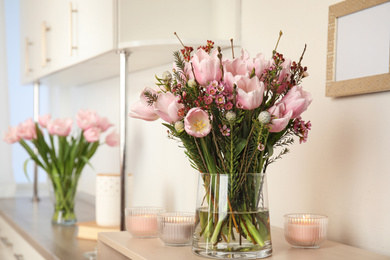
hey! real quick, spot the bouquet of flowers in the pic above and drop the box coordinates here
[3,109,119,224]
[129,33,312,255]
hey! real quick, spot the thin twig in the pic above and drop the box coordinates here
[174,32,186,48]
[230,38,235,59]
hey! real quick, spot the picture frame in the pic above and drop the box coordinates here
[326,0,390,97]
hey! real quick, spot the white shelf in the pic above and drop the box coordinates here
[38,39,239,87]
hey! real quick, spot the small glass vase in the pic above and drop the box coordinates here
[192,173,272,259]
[49,173,78,225]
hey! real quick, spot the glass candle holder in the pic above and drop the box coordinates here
[157,212,195,246]
[125,207,165,238]
[284,213,328,248]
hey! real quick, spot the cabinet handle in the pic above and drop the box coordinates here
[69,2,78,56]
[14,254,24,260]
[41,21,51,67]
[25,38,33,75]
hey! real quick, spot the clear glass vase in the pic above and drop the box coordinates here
[49,173,78,225]
[192,173,272,259]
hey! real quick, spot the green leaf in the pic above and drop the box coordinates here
[235,138,247,157]
[23,159,31,182]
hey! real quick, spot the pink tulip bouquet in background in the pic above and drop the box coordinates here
[129,32,312,253]
[3,109,119,224]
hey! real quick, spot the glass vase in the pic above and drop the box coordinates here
[192,173,272,259]
[49,173,78,225]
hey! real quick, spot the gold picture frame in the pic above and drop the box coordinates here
[326,0,390,97]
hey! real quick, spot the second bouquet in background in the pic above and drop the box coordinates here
[3,109,119,225]
[129,32,312,259]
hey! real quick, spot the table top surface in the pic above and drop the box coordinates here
[99,227,390,260]
[0,196,97,260]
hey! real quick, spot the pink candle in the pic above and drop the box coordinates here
[284,214,328,248]
[125,207,165,238]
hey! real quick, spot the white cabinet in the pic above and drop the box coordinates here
[20,0,241,86]
[20,0,115,84]
[0,216,45,260]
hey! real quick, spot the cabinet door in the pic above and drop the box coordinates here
[76,0,115,61]
[20,0,42,84]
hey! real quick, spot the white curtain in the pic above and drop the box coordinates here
[0,0,16,197]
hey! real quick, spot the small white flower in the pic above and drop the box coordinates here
[226,111,236,122]
[174,121,184,132]
[188,79,197,88]
[258,111,271,124]
[303,71,309,78]
[162,71,172,81]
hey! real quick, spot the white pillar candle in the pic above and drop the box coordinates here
[158,213,195,246]
[96,173,133,227]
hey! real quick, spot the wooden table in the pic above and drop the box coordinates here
[0,196,97,260]
[98,227,390,260]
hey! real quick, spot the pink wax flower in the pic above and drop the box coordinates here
[236,76,264,110]
[77,109,98,130]
[215,94,225,105]
[84,127,101,143]
[184,108,211,138]
[2,126,20,144]
[105,130,120,147]
[153,92,184,123]
[47,118,73,136]
[38,114,51,128]
[129,88,159,121]
[97,116,113,132]
[17,118,37,140]
[191,49,222,86]
[268,103,293,133]
[282,85,312,118]
[204,96,213,105]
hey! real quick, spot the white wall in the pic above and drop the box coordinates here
[20,0,390,256]
[240,0,390,256]
[0,0,15,197]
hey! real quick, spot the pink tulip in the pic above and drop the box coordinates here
[38,114,51,128]
[47,118,73,136]
[76,109,98,130]
[191,49,222,86]
[268,103,293,132]
[153,92,184,123]
[83,127,101,143]
[105,130,119,147]
[282,85,312,118]
[17,118,37,140]
[223,58,248,77]
[97,116,112,132]
[276,59,292,93]
[129,88,159,121]
[241,50,272,79]
[2,126,20,143]
[184,108,211,138]
[236,76,265,110]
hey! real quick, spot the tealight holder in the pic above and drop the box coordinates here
[284,213,328,248]
[125,207,165,238]
[157,212,195,246]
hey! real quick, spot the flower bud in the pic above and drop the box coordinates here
[162,71,172,81]
[188,79,197,88]
[258,111,271,124]
[175,120,184,132]
[226,111,236,122]
[303,71,309,78]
